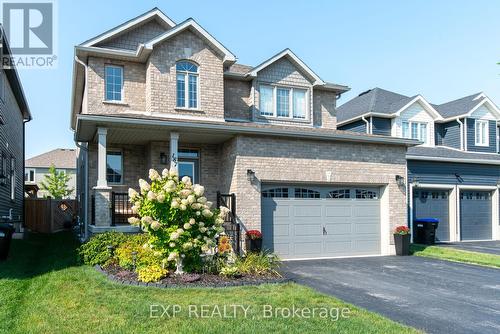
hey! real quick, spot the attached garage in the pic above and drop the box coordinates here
[413,189,450,242]
[261,185,381,260]
[460,190,492,241]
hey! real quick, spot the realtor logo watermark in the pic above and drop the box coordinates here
[1,0,57,69]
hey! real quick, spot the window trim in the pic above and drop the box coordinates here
[25,168,36,183]
[401,120,428,144]
[474,119,489,147]
[175,60,200,110]
[10,156,15,201]
[106,150,123,185]
[259,84,309,121]
[104,65,124,103]
[178,148,200,184]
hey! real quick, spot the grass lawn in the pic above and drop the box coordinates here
[411,244,500,268]
[0,233,419,334]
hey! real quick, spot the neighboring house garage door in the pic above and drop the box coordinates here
[460,191,492,241]
[261,185,381,260]
[413,189,450,242]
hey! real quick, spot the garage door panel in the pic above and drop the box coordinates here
[460,191,492,241]
[262,187,381,260]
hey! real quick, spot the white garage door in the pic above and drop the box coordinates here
[261,185,381,260]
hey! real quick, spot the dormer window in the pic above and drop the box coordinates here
[176,61,198,109]
[475,120,489,146]
[259,85,307,120]
[402,121,427,144]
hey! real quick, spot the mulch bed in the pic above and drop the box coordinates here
[96,264,291,288]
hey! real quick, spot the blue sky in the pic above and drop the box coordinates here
[18,0,500,158]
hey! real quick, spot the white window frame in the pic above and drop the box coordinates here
[474,120,489,147]
[259,84,309,120]
[176,61,199,110]
[25,168,36,183]
[104,65,124,102]
[401,120,428,144]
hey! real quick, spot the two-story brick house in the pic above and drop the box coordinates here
[71,8,418,259]
[338,88,500,243]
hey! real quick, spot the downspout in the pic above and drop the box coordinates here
[76,141,89,241]
[463,118,468,151]
[456,118,464,150]
[361,116,370,134]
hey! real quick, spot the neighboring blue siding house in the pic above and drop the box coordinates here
[338,88,500,243]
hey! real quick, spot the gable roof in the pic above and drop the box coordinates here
[80,8,175,47]
[407,146,500,165]
[337,88,412,123]
[145,18,236,63]
[26,148,77,169]
[433,92,500,120]
[246,49,325,86]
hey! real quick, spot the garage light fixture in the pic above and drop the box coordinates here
[412,179,420,188]
[395,175,405,187]
[247,169,256,182]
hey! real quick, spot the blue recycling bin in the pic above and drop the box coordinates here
[413,218,439,244]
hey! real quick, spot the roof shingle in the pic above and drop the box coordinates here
[26,149,77,169]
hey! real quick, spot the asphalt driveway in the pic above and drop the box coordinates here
[283,256,500,334]
[436,241,500,255]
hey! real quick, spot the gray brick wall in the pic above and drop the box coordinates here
[86,56,146,114]
[97,20,166,51]
[313,89,337,129]
[220,135,408,243]
[146,30,225,118]
[224,79,251,120]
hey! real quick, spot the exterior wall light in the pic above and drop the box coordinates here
[160,152,168,165]
[246,169,256,182]
[412,179,420,188]
[395,175,405,187]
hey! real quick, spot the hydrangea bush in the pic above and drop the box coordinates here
[128,168,229,273]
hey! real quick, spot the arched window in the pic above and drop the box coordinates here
[328,189,351,199]
[355,189,378,199]
[176,61,198,109]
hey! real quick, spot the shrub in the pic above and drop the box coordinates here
[220,265,240,278]
[235,252,281,276]
[137,265,168,283]
[114,234,163,270]
[127,168,230,272]
[78,232,128,266]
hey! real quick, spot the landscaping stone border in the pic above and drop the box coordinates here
[95,265,293,288]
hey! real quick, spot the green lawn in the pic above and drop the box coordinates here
[0,233,419,334]
[411,244,500,268]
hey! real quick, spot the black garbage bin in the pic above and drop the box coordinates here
[0,223,15,261]
[413,218,439,244]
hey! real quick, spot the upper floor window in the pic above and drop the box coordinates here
[402,121,427,144]
[474,120,489,146]
[104,65,123,102]
[176,61,198,109]
[259,85,307,120]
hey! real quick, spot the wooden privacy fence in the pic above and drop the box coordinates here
[25,198,78,233]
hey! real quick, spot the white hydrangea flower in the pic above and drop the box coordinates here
[181,175,191,184]
[201,244,209,252]
[128,188,139,200]
[187,195,196,204]
[147,191,156,201]
[170,232,179,240]
[167,252,178,261]
[181,198,188,206]
[198,222,205,228]
[191,202,201,210]
[196,211,201,216]
[183,223,191,230]
[138,179,150,193]
[169,242,176,248]
[215,217,224,225]
[179,189,191,198]
[149,169,160,181]
[131,204,140,214]
[206,201,213,208]
[171,200,179,209]
[180,204,187,211]
[202,209,213,218]
[177,228,184,234]
[162,168,169,178]
[189,218,196,225]
[169,168,178,177]
[193,184,204,197]
[182,242,193,250]
[141,216,153,225]
[157,194,165,203]
[128,217,140,225]
[199,227,207,233]
[197,196,207,204]
[150,221,161,231]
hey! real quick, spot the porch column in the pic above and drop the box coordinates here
[170,132,179,173]
[96,127,108,188]
[92,127,112,228]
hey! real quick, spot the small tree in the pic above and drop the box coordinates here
[40,165,74,199]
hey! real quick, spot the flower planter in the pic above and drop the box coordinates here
[394,233,410,256]
[245,238,262,253]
